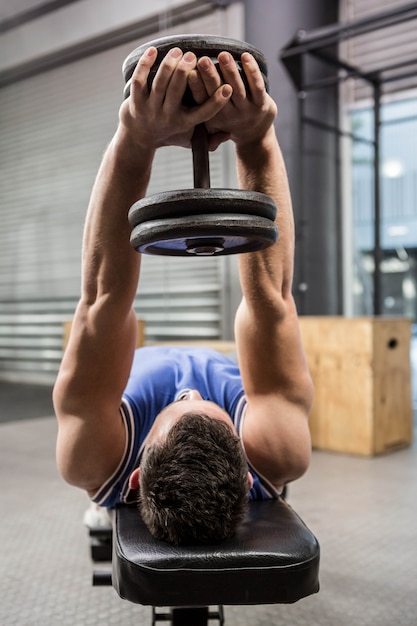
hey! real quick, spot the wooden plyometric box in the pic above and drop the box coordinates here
[299,317,413,456]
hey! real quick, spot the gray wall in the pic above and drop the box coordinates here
[0,1,245,383]
[243,0,341,315]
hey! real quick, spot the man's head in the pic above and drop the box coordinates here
[129,391,251,545]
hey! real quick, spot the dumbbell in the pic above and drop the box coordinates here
[122,35,278,257]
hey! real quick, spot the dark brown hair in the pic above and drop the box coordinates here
[138,412,249,545]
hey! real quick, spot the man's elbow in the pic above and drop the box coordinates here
[55,429,100,495]
[276,418,312,487]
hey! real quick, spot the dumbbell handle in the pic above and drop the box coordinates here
[192,124,210,189]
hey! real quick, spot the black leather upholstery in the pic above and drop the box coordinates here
[112,499,320,606]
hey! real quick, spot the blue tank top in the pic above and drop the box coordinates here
[91,346,278,507]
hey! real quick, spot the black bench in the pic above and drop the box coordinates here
[91,497,319,624]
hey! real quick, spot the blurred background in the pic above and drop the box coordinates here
[0,0,415,407]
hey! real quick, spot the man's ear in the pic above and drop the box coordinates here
[247,471,253,490]
[129,467,140,490]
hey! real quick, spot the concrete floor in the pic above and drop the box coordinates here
[1,382,416,626]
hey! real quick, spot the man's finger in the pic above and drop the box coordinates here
[197,56,222,96]
[217,51,246,104]
[164,51,197,110]
[188,69,207,104]
[241,52,267,106]
[188,84,232,126]
[151,47,183,106]
[208,132,231,152]
[130,47,158,103]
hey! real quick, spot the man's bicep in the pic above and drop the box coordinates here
[53,301,136,491]
[55,403,126,494]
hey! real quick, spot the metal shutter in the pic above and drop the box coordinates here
[0,6,241,383]
[343,0,417,99]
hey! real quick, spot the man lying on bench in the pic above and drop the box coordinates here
[53,44,313,546]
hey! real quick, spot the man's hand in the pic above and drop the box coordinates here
[188,51,277,151]
[118,46,232,154]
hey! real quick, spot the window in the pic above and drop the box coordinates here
[350,96,417,322]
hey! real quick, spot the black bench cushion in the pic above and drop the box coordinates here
[112,498,320,606]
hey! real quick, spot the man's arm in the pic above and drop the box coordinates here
[234,130,313,490]
[53,47,232,495]
[190,51,313,489]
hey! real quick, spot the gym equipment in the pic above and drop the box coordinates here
[89,499,320,625]
[122,35,279,257]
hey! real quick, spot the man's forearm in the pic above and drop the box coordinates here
[236,126,295,307]
[81,128,155,311]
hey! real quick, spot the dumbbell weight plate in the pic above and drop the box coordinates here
[130,213,278,257]
[128,189,277,227]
